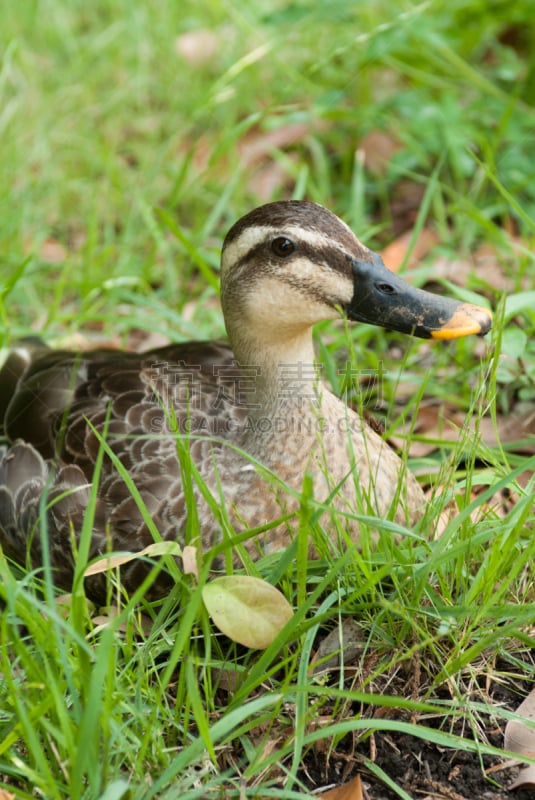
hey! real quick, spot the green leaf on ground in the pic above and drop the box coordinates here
[202,575,294,649]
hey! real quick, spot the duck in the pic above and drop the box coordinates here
[0,201,492,600]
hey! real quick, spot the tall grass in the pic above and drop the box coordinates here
[1,0,535,797]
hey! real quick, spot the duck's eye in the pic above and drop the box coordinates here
[271,237,295,257]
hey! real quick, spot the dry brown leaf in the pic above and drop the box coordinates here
[478,405,535,453]
[40,237,67,263]
[430,255,474,286]
[381,227,439,273]
[393,401,535,459]
[178,133,213,174]
[318,773,363,800]
[181,544,199,581]
[84,541,182,577]
[22,235,67,263]
[389,180,425,234]
[91,608,153,635]
[85,552,142,576]
[177,118,327,186]
[125,327,172,352]
[91,612,118,628]
[358,129,402,176]
[504,687,535,753]
[430,238,533,293]
[247,157,296,200]
[175,29,224,66]
[0,790,16,800]
[211,666,242,693]
[510,766,535,790]
[237,120,327,168]
[504,686,535,789]
[310,618,364,674]
[428,474,525,537]
[54,331,122,351]
[390,404,465,457]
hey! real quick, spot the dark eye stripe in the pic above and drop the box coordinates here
[229,227,373,284]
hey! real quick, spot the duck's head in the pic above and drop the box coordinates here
[220,200,492,356]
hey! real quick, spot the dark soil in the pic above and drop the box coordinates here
[359,722,530,799]
[299,655,535,799]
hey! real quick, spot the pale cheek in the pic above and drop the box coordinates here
[244,284,336,331]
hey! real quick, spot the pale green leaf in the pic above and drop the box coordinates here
[202,576,294,649]
[504,291,535,321]
[501,327,528,360]
[97,779,131,800]
[84,541,182,577]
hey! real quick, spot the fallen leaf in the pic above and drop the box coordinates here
[358,129,402,176]
[91,608,153,635]
[509,766,535,790]
[177,133,213,174]
[430,255,474,286]
[390,403,466,457]
[430,239,533,293]
[247,157,296,200]
[211,666,242,693]
[389,179,425,234]
[177,117,328,186]
[181,545,199,581]
[175,29,224,66]
[310,618,364,674]
[504,686,535,789]
[237,121,326,168]
[40,237,67,263]
[504,687,535,754]
[0,790,16,800]
[318,773,363,800]
[202,575,293,649]
[392,401,535,459]
[477,404,535,453]
[380,226,439,273]
[84,541,182,577]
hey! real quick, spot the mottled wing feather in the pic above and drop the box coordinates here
[0,340,247,596]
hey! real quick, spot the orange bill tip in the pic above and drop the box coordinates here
[430,303,493,340]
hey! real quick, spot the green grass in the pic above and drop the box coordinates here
[1,0,535,797]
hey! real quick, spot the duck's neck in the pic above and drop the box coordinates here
[233,328,320,423]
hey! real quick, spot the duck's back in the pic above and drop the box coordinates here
[1,340,245,458]
[0,340,249,594]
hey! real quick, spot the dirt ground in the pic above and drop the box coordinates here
[305,729,533,799]
[299,655,535,799]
